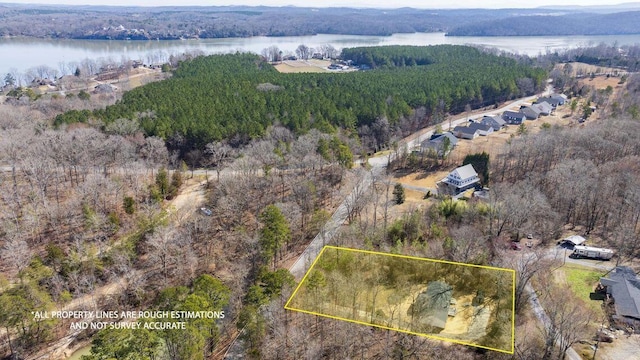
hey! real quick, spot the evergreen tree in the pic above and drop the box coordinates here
[157,168,170,196]
[393,183,405,204]
[259,205,290,269]
[463,152,490,186]
[123,196,136,214]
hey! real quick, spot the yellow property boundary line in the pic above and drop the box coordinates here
[285,245,516,354]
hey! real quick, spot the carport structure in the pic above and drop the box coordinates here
[559,235,586,247]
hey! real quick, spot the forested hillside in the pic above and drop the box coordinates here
[0,5,566,39]
[447,11,640,36]
[54,46,546,154]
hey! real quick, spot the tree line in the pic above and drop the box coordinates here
[54,46,546,156]
[446,11,640,36]
[0,5,568,40]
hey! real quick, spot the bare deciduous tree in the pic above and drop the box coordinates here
[1,238,32,276]
[204,141,235,181]
[295,44,310,60]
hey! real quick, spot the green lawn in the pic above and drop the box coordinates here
[559,265,606,313]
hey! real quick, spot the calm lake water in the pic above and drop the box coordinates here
[2,32,640,77]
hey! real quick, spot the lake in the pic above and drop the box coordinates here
[2,32,640,77]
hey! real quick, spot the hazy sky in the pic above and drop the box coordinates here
[0,0,627,9]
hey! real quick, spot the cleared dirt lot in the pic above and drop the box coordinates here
[553,62,628,77]
[274,59,331,73]
[395,171,450,191]
[597,334,640,360]
[578,76,624,91]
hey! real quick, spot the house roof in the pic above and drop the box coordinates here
[453,126,479,135]
[428,132,458,146]
[562,235,586,246]
[533,101,553,113]
[600,266,640,320]
[537,97,562,106]
[503,111,526,119]
[482,115,506,126]
[468,122,492,132]
[519,107,539,119]
[452,163,478,180]
[521,105,541,115]
[410,281,453,329]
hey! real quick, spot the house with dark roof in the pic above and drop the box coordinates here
[468,122,494,136]
[533,101,553,116]
[600,266,640,324]
[421,132,458,156]
[550,94,567,105]
[408,281,453,330]
[452,126,479,140]
[520,105,541,120]
[502,111,526,125]
[480,115,506,131]
[440,164,480,194]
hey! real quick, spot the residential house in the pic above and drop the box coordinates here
[533,101,553,116]
[468,122,494,136]
[519,105,541,120]
[502,111,527,125]
[421,132,458,156]
[551,94,567,105]
[441,164,481,194]
[452,126,479,140]
[536,97,563,108]
[480,115,506,131]
[599,266,640,325]
[409,281,453,330]
[429,132,458,144]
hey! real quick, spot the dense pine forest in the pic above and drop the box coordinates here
[54,45,546,153]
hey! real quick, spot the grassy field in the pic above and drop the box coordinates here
[555,264,606,313]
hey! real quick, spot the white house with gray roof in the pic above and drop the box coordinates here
[452,126,479,140]
[440,164,480,194]
[468,122,494,136]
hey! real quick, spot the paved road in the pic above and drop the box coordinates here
[1,86,553,358]
[399,86,554,152]
[289,167,380,279]
[525,283,582,360]
[549,245,616,272]
[523,245,615,360]
[222,88,557,358]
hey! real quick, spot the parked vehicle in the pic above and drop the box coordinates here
[200,207,212,216]
[570,245,613,260]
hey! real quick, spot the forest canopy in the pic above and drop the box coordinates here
[55,45,546,152]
